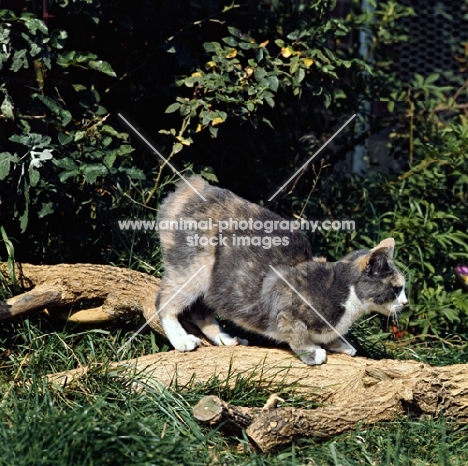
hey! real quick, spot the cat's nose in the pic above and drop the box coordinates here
[400,293,408,306]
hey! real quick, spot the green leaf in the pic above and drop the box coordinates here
[74,130,86,142]
[222,36,238,47]
[297,68,305,84]
[264,94,275,108]
[58,132,73,145]
[54,157,78,171]
[81,163,108,184]
[72,84,87,92]
[59,169,79,182]
[122,167,145,180]
[23,17,48,35]
[88,60,117,77]
[227,26,243,38]
[10,49,28,72]
[103,153,116,168]
[100,125,119,136]
[28,165,40,187]
[115,144,134,156]
[0,152,18,180]
[425,73,440,85]
[173,142,183,154]
[1,94,13,119]
[199,167,218,182]
[50,29,67,49]
[38,202,55,218]
[184,75,202,88]
[35,94,60,113]
[165,102,181,113]
[266,75,279,92]
[34,94,72,126]
[19,182,29,233]
[9,132,51,148]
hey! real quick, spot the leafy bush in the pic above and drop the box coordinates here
[0,7,144,262]
[1,0,468,340]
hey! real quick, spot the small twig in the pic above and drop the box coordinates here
[297,160,329,219]
[398,159,449,181]
[145,115,191,205]
[262,394,285,411]
[408,99,414,165]
[433,102,468,113]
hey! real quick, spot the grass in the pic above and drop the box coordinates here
[1,310,468,465]
[2,203,468,465]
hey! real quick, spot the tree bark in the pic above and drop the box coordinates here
[0,262,212,345]
[46,345,468,451]
[0,263,160,323]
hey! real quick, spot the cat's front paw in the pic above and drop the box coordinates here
[298,348,327,365]
[171,334,201,352]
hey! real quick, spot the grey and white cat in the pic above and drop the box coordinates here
[156,176,407,365]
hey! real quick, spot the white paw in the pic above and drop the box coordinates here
[215,333,248,347]
[343,347,357,356]
[171,334,201,352]
[314,348,327,364]
[298,348,327,365]
[326,340,357,356]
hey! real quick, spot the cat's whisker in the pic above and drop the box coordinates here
[359,314,379,325]
[401,263,414,280]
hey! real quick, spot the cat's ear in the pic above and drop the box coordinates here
[371,238,394,259]
[365,238,395,275]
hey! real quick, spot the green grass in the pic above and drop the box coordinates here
[2,219,468,466]
[1,312,468,465]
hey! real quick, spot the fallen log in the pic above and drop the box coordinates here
[46,346,468,451]
[193,395,257,436]
[0,263,160,324]
[0,262,212,345]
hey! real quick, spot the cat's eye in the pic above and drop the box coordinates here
[393,286,403,296]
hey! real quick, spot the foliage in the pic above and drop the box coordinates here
[0,0,416,265]
[0,0,467,344]
[0,6,144,262]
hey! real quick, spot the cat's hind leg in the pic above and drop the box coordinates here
[157,274,207,352]
[191,305,249,347]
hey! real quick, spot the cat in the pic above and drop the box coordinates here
[155,176,407,365]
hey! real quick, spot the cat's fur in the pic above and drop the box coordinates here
[156,176,408,365]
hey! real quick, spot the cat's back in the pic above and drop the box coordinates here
[158,176,312,269]
[158,176,275,222]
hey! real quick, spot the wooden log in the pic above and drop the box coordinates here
[0,263,160,323]
[193,395,256,436]
[45,346,468,450]
[0,262,212,346]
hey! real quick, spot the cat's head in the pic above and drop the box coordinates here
[343,238,408,316]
